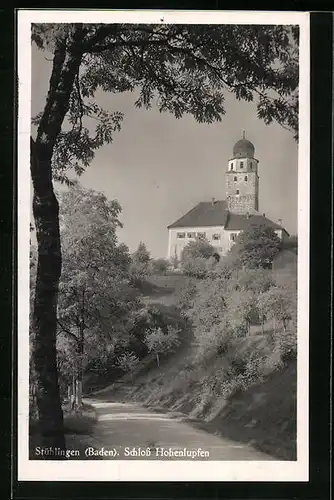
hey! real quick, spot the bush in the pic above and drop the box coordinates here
[150,258,169,275]
[175,278,198,313]
[193,321,232,364]
[115,352,140,382]
[128,261,151,286]
[144,325,181,366]
[182,256,209,278]
[181,237,215,263]
[272,327,297,362]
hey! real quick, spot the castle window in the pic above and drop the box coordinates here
[250,163,253,170]
[236,189,240,195]
[177,232,185,239]
[212,233,220,241]
[234,176,237,181]
[230,232,238,241]
[187,232,196,238]
[240,161,244,168]
[244,175,248,181]
[230,162,234,170]
[197,232,206,239]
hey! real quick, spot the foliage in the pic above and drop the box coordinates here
[33,24,299,185]
[229,224,282,269]
[181,237,215,263]
[183,255,297,370]
[144,325,181,366]
[231,267,274,294]
[170,254,180,269]
[225,288,258,336]
[128,242,152,285]
[150,258,169,275]
[182,256,210,279]
[56,184,139,388]
[115,352,140,380]
[132,242,151,264]
[257,286,292,331]
[175,278,198,313]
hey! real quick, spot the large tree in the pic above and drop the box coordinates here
[56,185,133,407]
[229,224,282,269]
[30,23,299,450]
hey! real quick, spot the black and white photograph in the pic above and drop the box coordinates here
[17,10,310,482]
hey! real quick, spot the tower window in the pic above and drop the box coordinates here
[177,232,185,239]
[234,176,237,181]
[212,233,220,241]
[231,162,234,170]
[236,189,240,195]
[240,161,244,168]
[244,175,248,181]
[250,163,253,170]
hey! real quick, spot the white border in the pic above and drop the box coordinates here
[17,9,310,482]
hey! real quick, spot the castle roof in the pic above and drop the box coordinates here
[167,200,288,234]
[168,200,228,228]
[233,132,255,159]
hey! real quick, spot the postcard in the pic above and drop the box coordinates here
[17,9,309,482]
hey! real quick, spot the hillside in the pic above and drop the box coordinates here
[91,272,297,461]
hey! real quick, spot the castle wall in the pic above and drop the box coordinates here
[226,171,259,213]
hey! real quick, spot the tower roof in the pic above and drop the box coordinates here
[233,131,255,159]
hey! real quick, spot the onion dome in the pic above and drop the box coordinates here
[233,132,255,159]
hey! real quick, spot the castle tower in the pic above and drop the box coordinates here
[225,132,259,214]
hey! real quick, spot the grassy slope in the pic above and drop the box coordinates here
[93,272,297,460]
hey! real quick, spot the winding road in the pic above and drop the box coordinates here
[66,397,274,461]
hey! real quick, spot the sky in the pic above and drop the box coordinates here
[31,40,298,258]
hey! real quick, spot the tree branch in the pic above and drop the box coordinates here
[57,319,79,342]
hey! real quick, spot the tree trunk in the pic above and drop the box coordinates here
[30,27,84,453]
[31,180,65,449]
[75,380,82,408]
[75,335,84,408]
[72,374,76,410]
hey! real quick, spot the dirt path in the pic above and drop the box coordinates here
[66,397,274,461]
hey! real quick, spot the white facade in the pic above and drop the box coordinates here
[167,226,241,260]
[167,227,286,261]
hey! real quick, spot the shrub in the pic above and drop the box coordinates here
[225,288,258,336]
[182,256,209,278]
[257,286,292,332]
[175,278,198,313]
[169,254,180,269]
[181,237,215,262]
[193,321,233,364]
[150,258,169,275]
[115,352,140,382]
[144,325,181,367]
[128,261,151,286]
[272,327,297,362]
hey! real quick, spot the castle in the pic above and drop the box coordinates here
[167,133,289,260]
